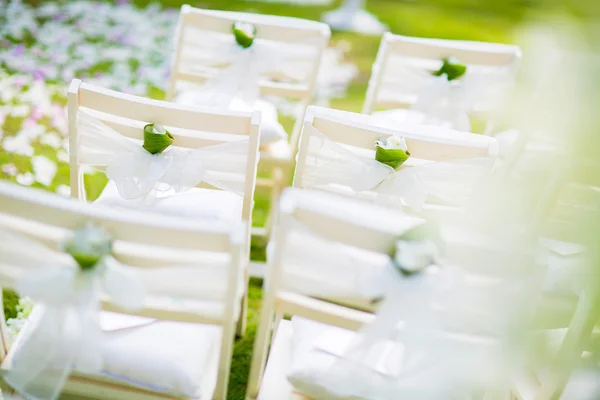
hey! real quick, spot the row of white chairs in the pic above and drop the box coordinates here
[66,77,501,336]
[0,177,595,400]
[161,6,522,240]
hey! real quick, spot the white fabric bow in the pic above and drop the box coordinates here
[311,237,533,400]
[176,28,318,109]
[0,229,144,400]
[77,110,250,206]
[300,125,495,211]
[379,61,515,132]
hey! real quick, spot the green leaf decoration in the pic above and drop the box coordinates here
[142,123,174,155]
[63,224,113,270]
[232,22,256,49]
[433,56,468,81]
[375,145,411,170]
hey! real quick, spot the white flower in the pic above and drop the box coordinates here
[234,22,255,38]
[394,240,438,274]
[375,135,408,151]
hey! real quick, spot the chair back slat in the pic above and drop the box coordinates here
[364,33,521,114]
[68,79,260,225]
[170,6,330,100]
[294,106,498,197]
[78,82,253,135]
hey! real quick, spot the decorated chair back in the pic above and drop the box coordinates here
[249,187,540,399]
[363,33,521,133]
[0,181,245,400]
[68,79,260,226]
[294,106,499,212]
[166,5,331,152]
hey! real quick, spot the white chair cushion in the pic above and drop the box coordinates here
[93,312,221,398]
[286,317,519,400]
[175,91,287,144]
[94,181,243,226]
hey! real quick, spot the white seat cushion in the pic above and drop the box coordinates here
[88,312,221,398]
[14,311,221,399]
[287,316,497,400]
[94,181,243,226]
[175,91,287,144]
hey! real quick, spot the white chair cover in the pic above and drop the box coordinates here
[299,125,496,211]
[77,110,250,206]
[377,60,515,132]
[0,228,237,400]
[281,219,541,399]
[176,27,319,109]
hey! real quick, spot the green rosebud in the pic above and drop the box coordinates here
[375,136,410,170]
[232,22,256,49]
[433,56,468,81]
[63,223,113,270]
[142,123,174,155]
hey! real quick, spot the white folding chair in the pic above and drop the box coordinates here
[363,33,521,134]
[294,106,499,213]
[68,78,259,335]
[0,181,246,400]
[246,188,424,399]
[247,188,551,400]
[166,5,331,240]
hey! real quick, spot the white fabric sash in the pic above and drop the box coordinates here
[379,61,515,132]
[77,110,250,206]
[0,229,144,400]
[178,28,318,108]
[300,125,495,211]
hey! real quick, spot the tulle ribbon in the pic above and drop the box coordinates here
[377,61,515,132]
[175,28,319,109]
[0,229,144,400]
[300,125,495,211]
[76,110,250,206]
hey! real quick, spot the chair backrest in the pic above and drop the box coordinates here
[294,106,498,205]
[269,188,423,328]
[363,33,522,116]
[250,188,536,398]
[68,79,260,225]
[0,181,246,399]
[166,5,331,150]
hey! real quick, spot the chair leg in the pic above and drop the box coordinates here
[236,260,250,337]
[246,296,276,399]
[263,168,284,240]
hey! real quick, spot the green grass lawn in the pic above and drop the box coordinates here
[0,0,572,398]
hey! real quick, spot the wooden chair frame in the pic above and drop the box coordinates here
[166,5,331,242]
[68,78,260,336]
[0,181,246,400]
[363,33,522,134]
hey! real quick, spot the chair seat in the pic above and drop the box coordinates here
[276,317,569,400]
[94,181,242,226]
[10,312,221,399]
